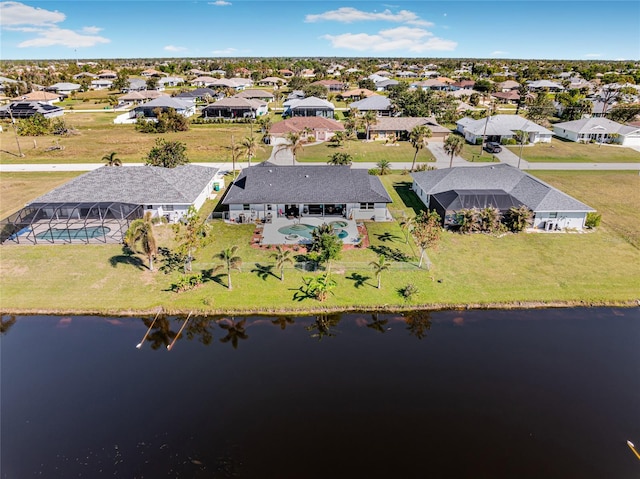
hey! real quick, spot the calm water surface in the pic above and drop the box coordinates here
[1,308,639,478]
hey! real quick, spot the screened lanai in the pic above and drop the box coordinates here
[1,202,143,245]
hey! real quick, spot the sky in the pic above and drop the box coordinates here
[0,0,638,61]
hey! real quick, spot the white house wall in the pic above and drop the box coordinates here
[533,211,587,230]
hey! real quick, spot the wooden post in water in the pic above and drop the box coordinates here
[167,312,192,351]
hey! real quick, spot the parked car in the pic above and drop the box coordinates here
[484,142,502,153]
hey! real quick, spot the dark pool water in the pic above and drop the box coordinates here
[1,308,639,478]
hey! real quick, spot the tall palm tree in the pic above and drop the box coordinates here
[124,212,157,271]
[215,245,242,290]
[399,215,415,244]
[369,254,390,289]
[271,245,294,281]
[277,132,305,165]
[361,110,378,140]
[102,151,122,166]
[226,135,243,177]
[409,125,432,171]
[240,135,260,167]
[443,134,465,168]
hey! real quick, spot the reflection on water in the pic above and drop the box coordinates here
[1,308,639,479]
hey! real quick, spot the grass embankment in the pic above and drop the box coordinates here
[508,138,640,163]
[1,172,638,315]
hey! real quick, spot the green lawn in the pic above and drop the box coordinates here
[508,138,640,163]
[1,170,638,314]
[296,140,435,164]
[459,143,500,163]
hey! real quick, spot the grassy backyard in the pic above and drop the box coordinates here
[508,138,640,163]
[1,171,638,315]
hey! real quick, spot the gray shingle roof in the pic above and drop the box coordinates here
[31,165,218,205]
[350,95,391,111]
[371,117,451,134]
[411,164,593,212]
[552,117,640,136]
[458,114,552,136]
[222,165,392,205]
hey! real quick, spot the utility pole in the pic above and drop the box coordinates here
[8,107,24,158]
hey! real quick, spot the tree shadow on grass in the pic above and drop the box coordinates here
[369,245,413,262]
[290,286,316,302]
[374,231,401,243]
[345,272,371,289]
[393,181,425,215]
[201,268,228,288]
[251,263,278,281]
[109,249,146,270]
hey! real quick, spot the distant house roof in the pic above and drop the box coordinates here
[0,101,64,119]
[341,88,376,98]
[202,96,266,112]
[370,117,451,135]
[175,87,218,99]
[287,96,335,110]
[411,164,593,213]
[269,117,345,135]
[491,91,520,101]
[46,82,81,92]
[349,95,392,111]
[552,117,640,136]
[13,91,61,102]
[527,80,563,90]
[31,165,219,205]
[222,165,392,205]
[457,114,552,136]
[134,96,193,111]
[233,89,274,100]
[257,76,286,84]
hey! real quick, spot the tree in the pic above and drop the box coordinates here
[361,110,378,140]
[277,131,305,165]
[215,246,242,290]
[328,130,346,147]
[456,208,481,234]
[412,211,441,268]
[376,158,391,175]
[145,77,158,90]
[111,73,128,92]
[327,152,353,165]
[124,212,158,271]
[102,151,122,166]
[399,215,415,244]
[608,103,640,123]
[409,125,432,171]
[309,223,342,267]
[226,135,243,176]
[154,108,189,132]
[479,206,502,233]
[257,115,272,143]
[525,92,555,126]
[271,245,294,281]
[175,206,211,272]
[303,83,328,98]
[240,135,261,167]
[301,273,337,302]
[443,134,465,168]
[145,138,189,168]
[369,254,390,289]
[504,205,533,233]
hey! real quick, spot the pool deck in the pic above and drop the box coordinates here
[260,217,362,246]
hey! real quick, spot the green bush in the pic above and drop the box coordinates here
[475,137,483,145]
[501,138,517,145]
[171,273,204,292]
[585,212,602,228]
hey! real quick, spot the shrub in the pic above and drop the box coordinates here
[171,273,204,292]
[585,212,602,228]
[368,168,379,175]
[399,283,419,301]
[501,138,517,145]
[475,137,483,145]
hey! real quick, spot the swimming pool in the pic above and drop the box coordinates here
[36,226,111,241]
[277,224,349,240]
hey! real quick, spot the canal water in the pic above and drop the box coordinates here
[1,308,639,478]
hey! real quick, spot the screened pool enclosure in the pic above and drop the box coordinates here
[1,202,143,245]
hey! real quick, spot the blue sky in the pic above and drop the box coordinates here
[0,0,638,61]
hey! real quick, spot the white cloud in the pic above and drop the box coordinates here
[584,53,601,58]
[0,1,65,26]
[164,45,187,52]
[322,27,456,52]
[81,26,102,34]
[18,27,110,48]
[212,47,238,55]
[491,50,508,56]
[305,7,432,27]
[208,0,231,5]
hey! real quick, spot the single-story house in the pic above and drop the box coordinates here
[283,96,335,119]
[451,80,476,90]
[1,165,223,245]
[98,70,118,80]
[114,96,196,124]
[45,82,82,96]
[369,117,451,141]
[191,76,218,87]
[411,79,452,91]
[175,87,219,101]
[73,72,98,80]
[269,117,345,142]
[456,114,553,144]
[373,79,399,92]
[12,90,61,104]
[527,80,564,92]
[349,95,393,117]
[233,89,274,102]
[90,79,113,90]
[256,77,287,87]
[311,80,346,92]
[141,69,164,77]
[0,101,64,119]
[552,117,640,146]
[123,78,147,92]
[496,80,521,92]
[340,88,376,100]
[491,91,520,104]
[201,97,268,119]
[411,164,594,231]
[222,164,392,223]
[158,76,185,88]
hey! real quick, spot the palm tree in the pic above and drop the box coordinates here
[277,132,305,165]
[327,152,353,165]
[376,158,391,175]
[443,134,465,168]
[241,135,263,167]
[124,212,158,271]
[226,135,243,177]
[505,205,533,233]
[102,151,122,166]
[399,215,415,244]
[215,245,242,290]
[409,125,432,171]
[361,110,378,140]
[271,245,294,281]
[369,254,390,289]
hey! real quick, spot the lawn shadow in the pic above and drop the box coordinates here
[201,268,228,288]
[374,231,401,243]
[251,263,278,281]
[109,249,146,270]
[290,286,315,302]
[393,181,425,215]
[369,245,413,262]
[345,272,372,289]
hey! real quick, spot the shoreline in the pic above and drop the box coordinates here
[3,299,639,318]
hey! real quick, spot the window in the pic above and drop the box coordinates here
[360,203,374,210]
[549,212,557,218]
[243,204,250,210]
[163,205,174,211]
[146,205,153,210]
